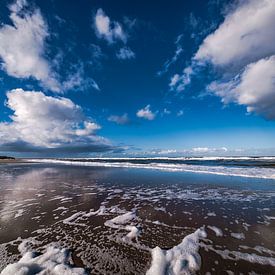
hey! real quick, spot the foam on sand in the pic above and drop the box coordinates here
[0,241,86,275]
[203,245,275,267]
[63,211,86,227]
[125,225,140,241]
[207,225,223,237]
[104,211,136,229]
[146,227,207,275]
[230,232,245,240]
[104,211,141,241]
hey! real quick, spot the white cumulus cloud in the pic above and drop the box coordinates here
[94,9,127,44]
[0,0,60,92]
[0,89,116,154]
[136,105,156,120]
[194,0,275,68]
[208,55,275,119]
[174,0,275,120]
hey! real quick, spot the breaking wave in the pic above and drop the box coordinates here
[28,158,275,179]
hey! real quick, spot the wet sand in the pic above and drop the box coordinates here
[0,163,275,274]
[0,158,32,164]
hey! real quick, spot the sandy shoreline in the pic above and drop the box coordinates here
[0,163,275,274]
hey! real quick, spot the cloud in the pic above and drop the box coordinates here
[208,55,275,119]
[0,89,118,154]
[0,0,60,92]
[116,47,135,60]
[136,105,156,120]
[62,64,100,91]
[157,34,183,75]
[163,108,171,115]
[172,0,275,120]
[127,146,275,157]
[196,0,275,120]
[169,66,193,92]
[191,147,227,153]
[89,44,105,67]
[148,149,178,155]
[108,113,130,125]
[94,8,127,44]
[194,0,275,68]
[129,147,230,156]
[190,147,210,153]
[177,110,184,117]
[0,140,117,155]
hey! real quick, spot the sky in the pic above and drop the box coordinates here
[0,0,274,157]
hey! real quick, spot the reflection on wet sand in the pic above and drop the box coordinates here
[0,163,275,274]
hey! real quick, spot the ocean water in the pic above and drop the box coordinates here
[29,156,275,179]
[0,160,275,274]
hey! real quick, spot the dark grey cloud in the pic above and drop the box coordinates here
[0,140,125,157]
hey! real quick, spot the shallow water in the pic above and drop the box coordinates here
[0,163,275,274]
[30,157,275,179]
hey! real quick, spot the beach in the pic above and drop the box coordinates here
[0,0,274,273]
[0,159,275,274]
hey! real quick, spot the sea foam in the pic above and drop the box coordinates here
[0,241,86,275]
[146,227,207,275]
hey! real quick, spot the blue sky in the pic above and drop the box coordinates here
[0,0,274,157]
